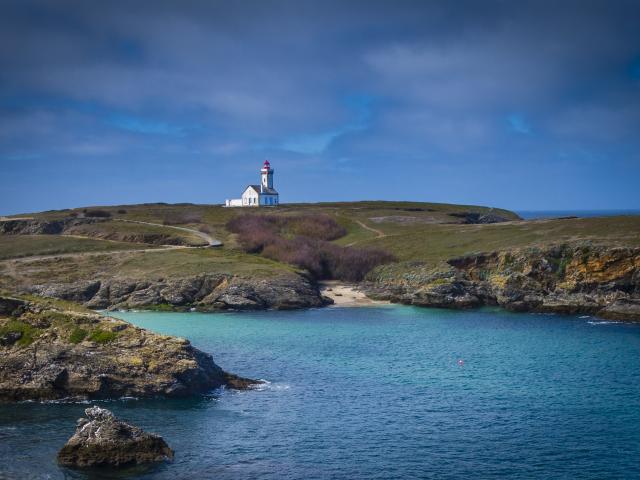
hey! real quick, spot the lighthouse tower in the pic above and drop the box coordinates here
[225,159,279,207]
[261,160,274,192]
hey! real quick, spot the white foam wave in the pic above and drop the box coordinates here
[252,380,291,392]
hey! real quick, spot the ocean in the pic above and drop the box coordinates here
[517,209,640,220]
[2,306,640,479]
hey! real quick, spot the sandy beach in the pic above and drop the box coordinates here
[319,281,390,307]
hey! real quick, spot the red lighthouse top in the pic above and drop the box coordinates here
[263,159,271,167]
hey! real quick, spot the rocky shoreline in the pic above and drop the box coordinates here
[9,244,640,321]
[0,295,259,402]
[366,244,640,321]
[23,273,332,311]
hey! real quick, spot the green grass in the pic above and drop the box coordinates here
[362,216,640,274]
[66,220,208,246]
[7,201,520,249]
[69,327,88,344]
[88,328,117,343]
[0,235,152,260]
[3,202,639,287]
[0,319,40,346]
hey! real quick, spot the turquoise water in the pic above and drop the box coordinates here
[2,306,640,479]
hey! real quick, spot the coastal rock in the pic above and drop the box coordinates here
[57,406,173,468]
[0,294,260,401]
[24,273,328,311]
[367,245,640,320]
[598,298,640,322]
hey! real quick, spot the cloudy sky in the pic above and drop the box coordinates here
[1,0,639,214]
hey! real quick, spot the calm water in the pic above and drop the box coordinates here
[2,306,640,479]
[517,209,640,219]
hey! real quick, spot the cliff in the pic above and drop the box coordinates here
[366,244,640,321]
[22,273,330,311]
[0,294,258,402]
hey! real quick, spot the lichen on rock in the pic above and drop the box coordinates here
[0,294,260,402]
[366,244,640,321]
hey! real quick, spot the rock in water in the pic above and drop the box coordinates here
[57,406,174,468]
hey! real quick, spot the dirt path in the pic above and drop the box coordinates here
[2,245,185,266]
[118,220,222,247]
[0,221,222,266]
[346,220,387,246]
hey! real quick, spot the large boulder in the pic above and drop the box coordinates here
[57,406,173,468]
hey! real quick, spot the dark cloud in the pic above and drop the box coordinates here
[1,0,639,213]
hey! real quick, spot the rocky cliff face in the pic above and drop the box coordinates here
[0,295,258,402]
[22,273,330,311]
[366,245,640,321]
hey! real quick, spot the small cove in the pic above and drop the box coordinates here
[1,305,640,479]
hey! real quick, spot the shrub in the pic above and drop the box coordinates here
[116,209,127,214]
[227,214,394,281]
[89,328,117,343]
[0,320,39,346]
[69,327,87,344]
[84,209,111,218]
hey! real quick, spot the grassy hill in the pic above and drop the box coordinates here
[2,201,639,292]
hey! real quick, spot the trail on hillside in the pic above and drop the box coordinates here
[1,245,183,265]
[118,219,222,247]
[346,220,387,247]
[0,220,222,265]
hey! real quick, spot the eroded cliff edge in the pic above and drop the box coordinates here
[0,294,258,402]
[366,244,640,321]
[16,273,330,311]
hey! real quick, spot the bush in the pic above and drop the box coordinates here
[227,214,394,281]
[89,328,117,343]
[84,209,111,218]
[0,320,39,346]
[69,327,87,344]
[116,209,127,214]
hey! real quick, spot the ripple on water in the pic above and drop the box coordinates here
[2,306,640,479]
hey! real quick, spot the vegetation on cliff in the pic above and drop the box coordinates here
[1,202,639,319]
[0,293,258,401]
[227,214,395,281]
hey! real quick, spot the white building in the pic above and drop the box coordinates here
[225,160,280,207]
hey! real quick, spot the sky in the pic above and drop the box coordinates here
[1,0,640,215]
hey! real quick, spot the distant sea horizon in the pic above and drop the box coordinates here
[516,209,640,220]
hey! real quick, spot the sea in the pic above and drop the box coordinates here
[1,306,639,479]
[516,209,640,220]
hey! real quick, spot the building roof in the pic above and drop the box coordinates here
[245,185,278,195]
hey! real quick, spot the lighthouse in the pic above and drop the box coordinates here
[261,160,274,192]
[225,160,280,207]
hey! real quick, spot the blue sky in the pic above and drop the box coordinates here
[1,0,639,215]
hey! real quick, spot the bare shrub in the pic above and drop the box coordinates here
[84,209,111,218]
[227,214,394,281]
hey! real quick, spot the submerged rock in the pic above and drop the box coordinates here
[57,406,173,468]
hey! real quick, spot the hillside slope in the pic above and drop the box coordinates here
[2,202,639,319]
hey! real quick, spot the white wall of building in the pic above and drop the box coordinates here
[241,187,260,206]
